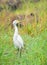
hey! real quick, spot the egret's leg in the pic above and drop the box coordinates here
[17,48,19,52]
[17,48,22,57]
[19,48,21,57]
[18,48,22,57]
[16,48,19,54]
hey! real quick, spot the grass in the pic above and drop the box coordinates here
[0,0,47,65]
[0,29,47,65]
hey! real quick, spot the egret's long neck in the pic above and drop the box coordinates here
[14,25,18,35]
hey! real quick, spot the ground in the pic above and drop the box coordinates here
[0,29,47,65]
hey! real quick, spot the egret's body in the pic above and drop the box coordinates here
[13,20,24,56]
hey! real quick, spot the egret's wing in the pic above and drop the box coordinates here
[17,35,24,46]
[18,35,23,43]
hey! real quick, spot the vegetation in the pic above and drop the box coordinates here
[0,0,47,65]
[0,29,47,65]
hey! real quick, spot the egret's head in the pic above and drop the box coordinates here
[13,20,18,25]
[13,20,19,27]
[12,20,23,28]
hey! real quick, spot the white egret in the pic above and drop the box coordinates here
[13,20,24,56]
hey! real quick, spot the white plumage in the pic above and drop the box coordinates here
[13,20,24,56]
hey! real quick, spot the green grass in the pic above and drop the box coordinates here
[0,29,47,65]
[0,0,47,65]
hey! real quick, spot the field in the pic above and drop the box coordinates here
[0,0,47,65]
[0,29,47,65]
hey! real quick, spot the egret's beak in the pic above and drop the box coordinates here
[16,22,23,28]
[0,21,23,31]
[16,23,19,27]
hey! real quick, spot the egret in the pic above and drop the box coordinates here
[12,20,24,56]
